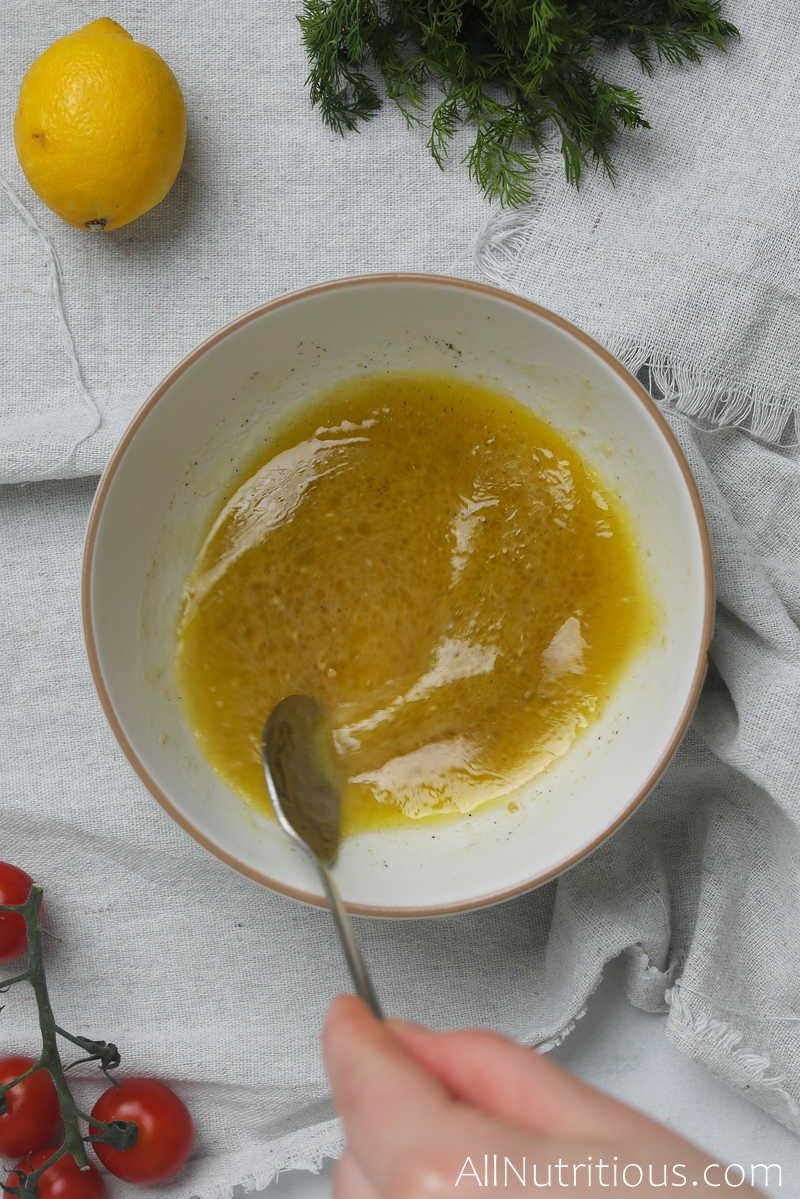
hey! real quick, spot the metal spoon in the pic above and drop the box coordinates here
[261,694,383,1019]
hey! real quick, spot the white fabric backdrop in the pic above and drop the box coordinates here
[478,4,800,444]
[0,0,489,484]
[4,424,800,1199]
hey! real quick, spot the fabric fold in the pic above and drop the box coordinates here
[478,2,800,445]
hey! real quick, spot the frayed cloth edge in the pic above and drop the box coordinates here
[666,980,800,1126]
[185,1119,344,1199]
[535,939,671,1052]
[186,953,800,1198]
[476,207,799,447]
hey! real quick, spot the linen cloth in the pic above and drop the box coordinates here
[0,1,490,484]
[477,4,800,444]
[2,2,800,1198]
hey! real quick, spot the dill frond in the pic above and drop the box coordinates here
[299,0,739,205]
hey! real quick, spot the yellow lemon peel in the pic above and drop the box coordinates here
[14,18,186,232]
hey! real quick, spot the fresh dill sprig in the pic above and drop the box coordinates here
[298,0,739,206]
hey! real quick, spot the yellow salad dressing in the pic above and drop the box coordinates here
[177,373,652,836]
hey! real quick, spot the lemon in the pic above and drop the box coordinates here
[14,18,186,232]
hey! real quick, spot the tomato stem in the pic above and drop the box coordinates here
[0,1061,39,1116]
[54,1029,120,1077]
[86,1122,139,1151]
[0,887,135,1196]
[0,972,31,992]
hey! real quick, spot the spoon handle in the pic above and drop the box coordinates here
[318,862,384,1020]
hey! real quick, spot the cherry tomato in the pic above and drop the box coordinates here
[0,1056,60,1159]
[4,1148,106,1199]
[90,1078,193,1183]
[0,864,33,962]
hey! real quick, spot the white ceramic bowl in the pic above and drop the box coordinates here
[83,274,712,916]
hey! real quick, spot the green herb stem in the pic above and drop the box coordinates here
[300,0,739,205]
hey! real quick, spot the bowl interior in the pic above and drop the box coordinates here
[85,277,710,914]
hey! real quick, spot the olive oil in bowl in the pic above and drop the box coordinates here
[177,372,652,837]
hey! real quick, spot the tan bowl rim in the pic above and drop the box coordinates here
[82,272,714,918]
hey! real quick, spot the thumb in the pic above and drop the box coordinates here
[389,1022,654,1141]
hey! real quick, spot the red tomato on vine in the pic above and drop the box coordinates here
[0,1055,60,1158]
[90,1078,193,1183]
[5,1148,106,1199]
[0,863,33,962]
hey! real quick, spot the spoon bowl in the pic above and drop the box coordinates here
[261,695,341,865]
[261,696,383,1017]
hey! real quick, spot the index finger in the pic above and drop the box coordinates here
[323,996,452,1189]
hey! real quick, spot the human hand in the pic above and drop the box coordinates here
[323,996,766,1198]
